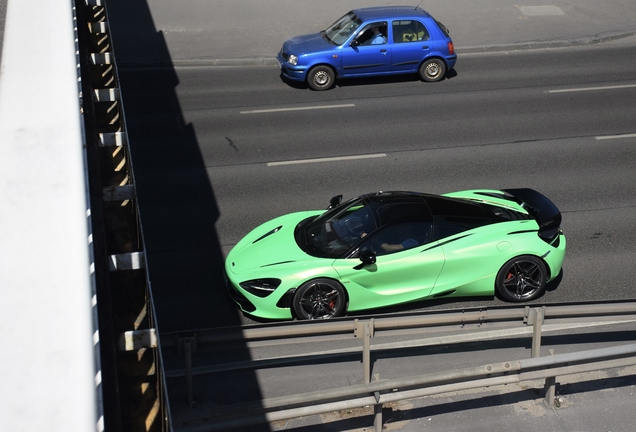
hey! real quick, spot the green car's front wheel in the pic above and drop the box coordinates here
[293,278,346,320]
[496,255,547,302]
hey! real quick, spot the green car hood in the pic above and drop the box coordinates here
[226,211,321,275]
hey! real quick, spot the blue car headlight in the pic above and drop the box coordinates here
[239,278,281,298]
[288,54,298,66]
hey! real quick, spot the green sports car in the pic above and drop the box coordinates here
[225,189,566,320]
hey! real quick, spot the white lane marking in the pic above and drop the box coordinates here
[267,153,386,167]
[547,84,636,93]
[241,103,355,114]
[596,133,636,140]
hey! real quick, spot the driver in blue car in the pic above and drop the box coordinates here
[370,26,387,44]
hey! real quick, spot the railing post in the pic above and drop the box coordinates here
[544,349,556,406]
[373,391,382,432]
[354,319,375,384]
[526,307,557,405]
[527,306,545,358]
[178,336,197,408]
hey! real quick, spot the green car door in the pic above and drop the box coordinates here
[331,220,445,312]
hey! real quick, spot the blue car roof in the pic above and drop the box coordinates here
[352,6,432,21]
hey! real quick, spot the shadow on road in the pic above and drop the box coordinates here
[105,0,269,429]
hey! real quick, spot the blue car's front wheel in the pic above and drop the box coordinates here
[307,66,335,91]
[293,278,346,320]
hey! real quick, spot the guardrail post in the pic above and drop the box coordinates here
[178,336,197,407]
[526,306,545,358]
[544,349,556,406]
[373,391,382,432]
[354,319,375,384]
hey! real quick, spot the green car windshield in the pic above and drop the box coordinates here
[302,198,377,258]
[324,12,362,45]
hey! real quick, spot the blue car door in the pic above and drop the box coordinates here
[390,19,432,73]
[340,21,391,76]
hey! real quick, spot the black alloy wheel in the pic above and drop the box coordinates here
[292,278,346,320]
[496,255,547,302]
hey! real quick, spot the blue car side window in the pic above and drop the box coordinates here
[392,20,430,43]
[356,22,388,46]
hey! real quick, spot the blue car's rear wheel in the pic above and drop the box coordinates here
[496,255,547,302]
[307,66,335,91]
[293,278,346,320]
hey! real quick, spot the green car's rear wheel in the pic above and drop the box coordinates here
[496,255,547,302]
[293,278,346,320]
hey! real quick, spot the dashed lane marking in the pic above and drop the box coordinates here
[241,104,355,114]
[267,153,386,166]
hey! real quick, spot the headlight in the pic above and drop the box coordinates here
[240,278,281,298]
[288,54,298,66]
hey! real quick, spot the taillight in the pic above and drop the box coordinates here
[448,42,455,55]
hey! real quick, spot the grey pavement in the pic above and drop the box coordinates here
[118,0,636,66]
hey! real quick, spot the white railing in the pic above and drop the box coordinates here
[0,1,98,431]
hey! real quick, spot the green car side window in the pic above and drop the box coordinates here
[360,221,432,256]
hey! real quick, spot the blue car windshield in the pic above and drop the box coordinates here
[324,12,362,45]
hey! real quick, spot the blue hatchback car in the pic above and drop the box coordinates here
[277,6,456,90]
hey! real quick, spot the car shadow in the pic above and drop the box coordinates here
[280,68,458,91]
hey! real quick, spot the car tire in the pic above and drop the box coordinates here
[495,255,547,302]
[307,66,335,91]
[292,278,346,320]
[419,58,446,82]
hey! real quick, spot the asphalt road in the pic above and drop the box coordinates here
[107,0,636,63]
[116,38,636,330]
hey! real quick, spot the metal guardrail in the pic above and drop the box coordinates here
[76,0,169,430]
[152,302,636,431]
[176,343,636,432]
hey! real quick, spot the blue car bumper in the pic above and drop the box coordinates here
[277,53,308,82]
[445,54,458,70]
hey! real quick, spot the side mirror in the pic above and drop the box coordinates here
[359,249,376,265]
[350,39,360,48]
[327,194,343,210]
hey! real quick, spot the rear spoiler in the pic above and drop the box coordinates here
[503,188,562,242]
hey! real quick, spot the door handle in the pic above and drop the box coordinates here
[422,46,429,49]
[380,49,387,55]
